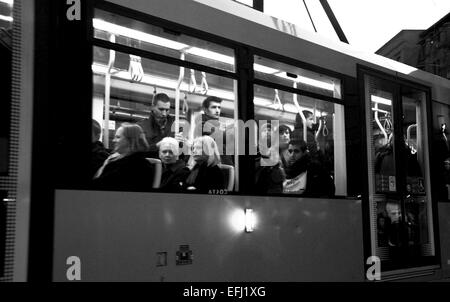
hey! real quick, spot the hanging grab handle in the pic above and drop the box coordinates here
[200,72,209,95]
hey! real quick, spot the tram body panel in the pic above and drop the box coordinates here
[438,203,450,279]
[53,190,364,281]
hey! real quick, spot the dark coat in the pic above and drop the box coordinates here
[91,141,110,178]
[160,159,190,192]
[92,152,154,191]
[184,162,225,193]
[254,160,285,194]
[138,113,175,158]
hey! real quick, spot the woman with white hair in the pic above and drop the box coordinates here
[184,135,225,193]
[157,137,190,192]
[92,123,154,191]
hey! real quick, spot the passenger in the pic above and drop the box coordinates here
[283,139,335,196]
[184,136,225,193]
[254,123,285,194]
[283,139,308,194]
[278,124,292,169]
[294,110,319,154]
[138,93,176,158]
[157,137,190,192]
[92,123,154,191]
[194,96,234,165]
[91,119,110,178]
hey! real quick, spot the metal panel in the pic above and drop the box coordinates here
[53,190,364,281]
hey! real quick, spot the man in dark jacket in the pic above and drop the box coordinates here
[194,96,234,165]
[157,137,190,192]
[138,93,175,158]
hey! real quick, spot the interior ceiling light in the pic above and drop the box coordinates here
[0,0,13,5]
[274,72,335,91]
[371,95,392,106]
[0,15,13,22]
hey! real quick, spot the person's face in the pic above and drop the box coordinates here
[153,101,171,120]
[159,143,178,165]
[205,101,221,119]
[287,144,304,166]
[305,115,315,129]
[280,129,290,145]
[386,203,401,224]
[192,141,208,164]
[444,160,450,171]
[113,127,129,155]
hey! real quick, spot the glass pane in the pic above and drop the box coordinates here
[365,76,396,194]
[92,46,238,193]
[0,0,12,174]
[252,84,346,197]
[402,88,432,249]
[431,101,450,201]
[254,55,342,99]
[94,9,235,73]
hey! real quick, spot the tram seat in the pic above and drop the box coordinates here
[218,164,234,191]
[146,158,162,189]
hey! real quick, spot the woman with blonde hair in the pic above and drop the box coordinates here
[184,135,225,193]
[92,123,154,191]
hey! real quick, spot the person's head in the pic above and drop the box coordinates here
[302,110,315,130]
[286,139,307,166]
[190,135,221,167]
[386,201,401,224]
[92,119,102,143]
[278,124,292,147]
[444,158,450,171]
[152,93,171,124]
[157,137,180,165]
[202,96,222,119]
[113,123,149,155]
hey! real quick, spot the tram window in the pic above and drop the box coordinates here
[253,85,347,197]
[254,56,342,99]
[93,9,235,73]
[365,78,397,194]
[91,46,238,193]
[432,101,450,201]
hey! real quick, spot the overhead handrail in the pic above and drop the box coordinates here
[407,124,417,154]
[175,51,186,136]
[292,82,307,141]
[200,72,209,95]
[189,69,197,93]
[270,89,283,111]
[104,34,116,149]
[373,102,388,145]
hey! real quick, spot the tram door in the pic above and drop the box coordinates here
[363,72,438,275]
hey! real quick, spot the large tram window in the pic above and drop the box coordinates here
[92,46,238,193]
[432,101,450,201]
[93,9,235,73]
[253,85,347,197]
[254,56,342,99]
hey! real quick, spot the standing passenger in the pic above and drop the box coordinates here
[138,93,175,158]
[194,96,234,165]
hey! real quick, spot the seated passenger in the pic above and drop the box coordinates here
[184,136,225,193]
[91,119,110,178]
[92,123,154,191]
[157,137,190,192]
[254,123,285,194]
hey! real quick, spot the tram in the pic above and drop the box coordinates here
[1,0,450,282]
